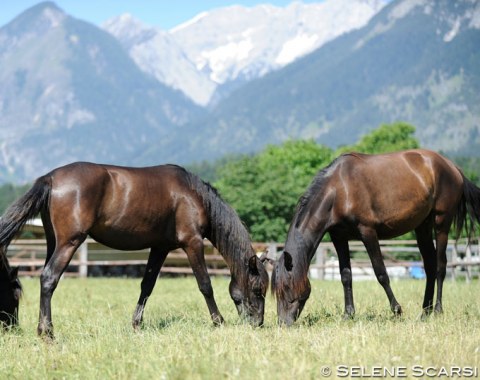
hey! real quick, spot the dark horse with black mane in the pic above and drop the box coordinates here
[0,163,269,337]
[0,255,22,327]
[273,149,480,326]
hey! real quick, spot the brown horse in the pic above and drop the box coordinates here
[0,163,269,338]
[273,149,480,326]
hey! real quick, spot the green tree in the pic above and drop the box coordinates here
[215,140,333,242]
[337,122,419,154]
[450,155,480,185]
[186,154,245,184]
[0,183,30,214]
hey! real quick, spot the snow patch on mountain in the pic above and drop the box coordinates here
[276,33,319,65]
[104,0,387,106]
[389,0,427,20]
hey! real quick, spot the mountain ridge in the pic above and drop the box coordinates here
[0,0,479,184]
[155,0,480,164]
[0,1,203,183]
[104,0,386,106]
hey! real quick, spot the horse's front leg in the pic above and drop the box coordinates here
[332,236,355,318]
[132,247,168,329]
[184,237,224,325]
[360,227,402,316]
[38,243,81,339]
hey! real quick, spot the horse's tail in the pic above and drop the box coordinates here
[455,174,480,243]
[0,175,51,267]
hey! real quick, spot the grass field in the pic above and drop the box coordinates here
[1,275,479,379]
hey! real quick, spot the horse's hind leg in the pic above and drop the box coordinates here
[360,227,402,316]
[38,237,86,338]
[332,236,355,318]
[434,229,449,314]
[41,210,55,264]
[184,237,224,325]
[132,247,169,329]
[415,220,437,317]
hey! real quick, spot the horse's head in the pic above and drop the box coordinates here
[229,255,269,327]
[272,251,311,326]
[0,266,22,328]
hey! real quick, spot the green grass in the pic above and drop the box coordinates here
[1,276,479,379]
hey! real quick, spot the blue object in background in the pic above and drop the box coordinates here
[409,264,426,279]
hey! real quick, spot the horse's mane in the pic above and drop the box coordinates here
[294,156,341,227]
[182,169,254,271]
[0,247,10,273]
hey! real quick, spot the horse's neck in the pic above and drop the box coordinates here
[209,232,253,278]
[200,188,254,275]
[285,227,317,264]
[287,210,329,266]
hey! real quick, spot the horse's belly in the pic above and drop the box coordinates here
[89,227,167,251]
[376,210,430,239]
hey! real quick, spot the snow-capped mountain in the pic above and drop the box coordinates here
[104,0,387,106]
[0,0,479,184]
[164,0,480,163]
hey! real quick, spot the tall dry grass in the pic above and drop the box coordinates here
[1,276,478,379]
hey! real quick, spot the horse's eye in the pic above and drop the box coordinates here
[232,297,242,305]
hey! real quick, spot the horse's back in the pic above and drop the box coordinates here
[49,162,189,194]
[46,162,204,249]
[336,149,462,195]
[330,149,463,237]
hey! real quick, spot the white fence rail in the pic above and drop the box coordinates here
[6,238,480,281]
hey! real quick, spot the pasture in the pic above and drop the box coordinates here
[1,276,479,379]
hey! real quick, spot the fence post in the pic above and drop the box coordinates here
[451,243,457,282]
[268,242,278,260]
[316,246,327,280]
[465,244,472,283]
[78,242,88,278]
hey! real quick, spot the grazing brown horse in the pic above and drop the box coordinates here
[0,163,269,338]
[273,149,480,326]
[0,256,22,328]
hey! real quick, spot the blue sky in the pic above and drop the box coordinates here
[1,1,322,30]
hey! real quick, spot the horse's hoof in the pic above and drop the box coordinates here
[38,329,55,342]
[420,311,430,321]
[393,305,403,316]
[132,322,141,331]
[420,306,433,320]
[212,315,225,326]
[37,323,55,341]
[342,312,355,320]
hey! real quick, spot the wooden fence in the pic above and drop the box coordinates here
[309,239,480,282]
[6,239,270,277]
[5,238,480,281]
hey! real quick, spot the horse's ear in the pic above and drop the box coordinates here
[283,252,293,272]
[248,255,260,276]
